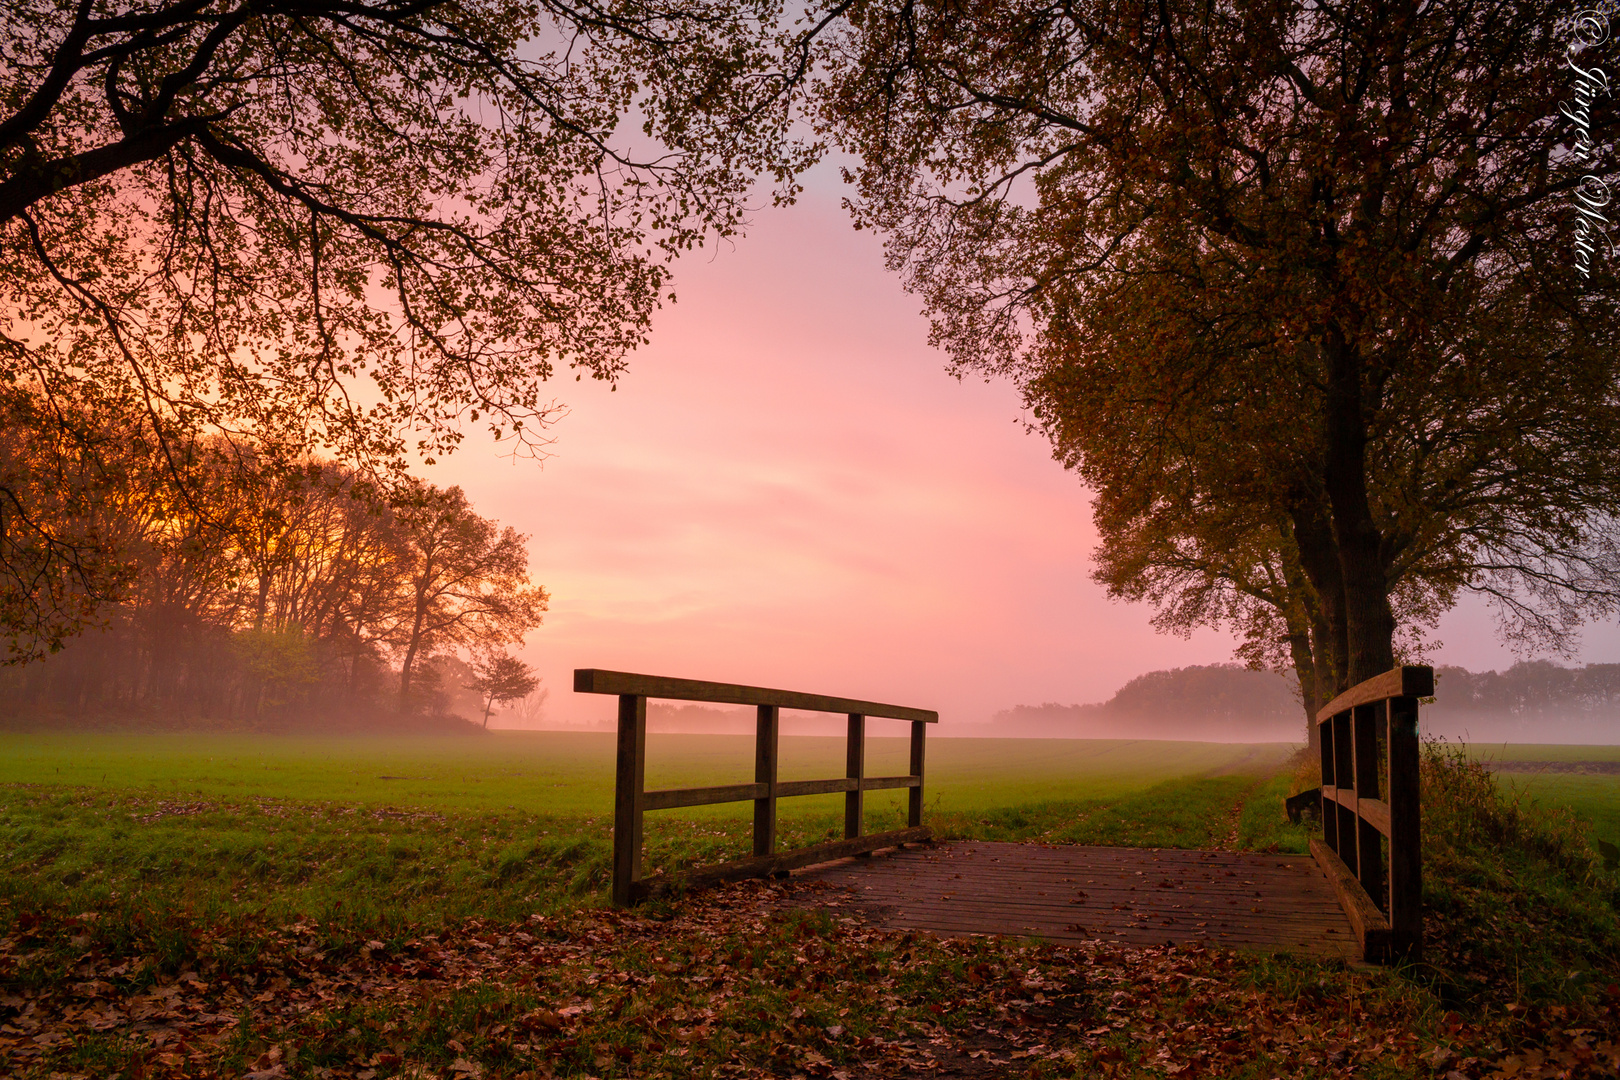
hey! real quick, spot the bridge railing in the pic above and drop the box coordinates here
[575,669,938,906]
[1313,664,1432,962]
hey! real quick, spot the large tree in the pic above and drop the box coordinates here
[391,482,544,700]
[0,0,808,655]
[821,0,1620,697]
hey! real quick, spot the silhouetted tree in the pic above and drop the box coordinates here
[392,484,546,701]
[465,652,540,727]
[0,0,810,648]
[822,0,1620,695]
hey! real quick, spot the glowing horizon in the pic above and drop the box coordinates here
[420,181,1620,732]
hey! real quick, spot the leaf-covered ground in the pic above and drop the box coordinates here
[4,874,1618,1080]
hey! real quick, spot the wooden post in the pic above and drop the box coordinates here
[908,719,926,828]
[1332,711,1356,874]
[1319,712,1337,850]
[845,713,865,838]
[612,693,647,907]
[1387,695,1422,958]
[754,704,779,857]
[1352,702,1384,907]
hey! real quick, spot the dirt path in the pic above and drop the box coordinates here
[1219,773,1272,850]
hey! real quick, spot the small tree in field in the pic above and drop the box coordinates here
[465,653,540,728]
[392,483,546,701]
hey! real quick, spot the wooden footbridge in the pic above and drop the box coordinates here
[576,665,1431,964]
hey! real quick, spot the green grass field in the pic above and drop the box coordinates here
[1448,742,1620,848]
[0,731,1295,813]
[0,733,1304,930]
[1,732,1612,934]
[1499,774,1620,847]
[1466,742,1620,762]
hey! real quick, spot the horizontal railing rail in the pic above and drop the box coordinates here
[1313,664,1431,962]
[575,669,938,905]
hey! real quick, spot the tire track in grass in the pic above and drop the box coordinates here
[1220,772,1278,851]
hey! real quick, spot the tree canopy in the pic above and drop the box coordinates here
[820,0,1620,702]
[1,0,809,654]
[465,651,540,726]
[0,443,543,724]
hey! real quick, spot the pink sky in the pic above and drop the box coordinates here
[422,178,1620,731]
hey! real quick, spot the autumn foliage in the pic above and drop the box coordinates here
[818,0,1620,714]
[0,437,545,726]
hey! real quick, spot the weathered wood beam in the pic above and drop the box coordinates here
[1309,835,1392,963]
[1316,665,1433,724]
[575,669,938,723]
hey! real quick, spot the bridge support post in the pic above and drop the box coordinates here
[1387,696,1422,959]
[1332,710,1356,874]
[846,713,865,838]
[612,693,647,907]
[908,720,926,828]
[1353,703,1384,905]
[754,704,779,857]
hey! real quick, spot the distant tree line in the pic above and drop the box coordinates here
[1431,663,1620,721]
[0,393,545,728]
[986,662,1620,743]
[989,665,1301,742]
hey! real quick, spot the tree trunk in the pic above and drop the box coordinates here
[1287,629,1319,754]
[1322,331,1397,685]
[399,600,426,701]
[1288,499,1351,695]
[1279,540,1324,752]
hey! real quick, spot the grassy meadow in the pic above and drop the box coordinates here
[0,732,1305,930]
[0,730,1295,813]
[4,732,1617,930]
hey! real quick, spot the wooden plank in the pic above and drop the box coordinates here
[865,895,1353,924]
[754,705,779,858]
[1353,703,1385,905]
[777,777,859,798]
[643,776,906,804]
[633,827,932,901]
[793,841,1360,960]
[575,669,938,723]
[1309,835,1391,962]
[643,782,767,811]
[1322,788,1391,837]
[1315,665,1434,725]
[1387,696,1423,959]
[611,694,647,907]
[909,720,927,828]
[861,775,921,791]
[842,893,1347,919]
[846,713,865,839]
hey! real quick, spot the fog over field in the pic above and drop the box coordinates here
[552,662,1620,746]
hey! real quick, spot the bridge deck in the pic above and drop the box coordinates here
[793,840,1360,961]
